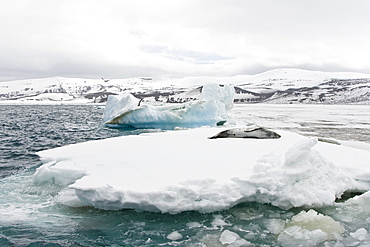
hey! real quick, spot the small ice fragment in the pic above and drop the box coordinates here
[278,209,345,246]
[167,231,183,241]
[186,222,202,228]
[220,230,239,244]
[211,215,230,228]
[219,230,251,246]
[350,228,368,241]
[263,218,286,235]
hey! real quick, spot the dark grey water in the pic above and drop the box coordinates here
[0,105,153,178]
[0,105,369,246]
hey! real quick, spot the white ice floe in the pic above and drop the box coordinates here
[102,83,235,129]
[34,126,370,214]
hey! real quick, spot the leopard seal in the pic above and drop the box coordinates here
[209,127,281,139]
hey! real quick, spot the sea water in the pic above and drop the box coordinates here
[0,104,369,246]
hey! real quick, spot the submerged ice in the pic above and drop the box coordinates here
[102,83,235,129]
[34,127,370,214]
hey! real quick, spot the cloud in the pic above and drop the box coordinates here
[140,45,233,64]
[1,0,370,81]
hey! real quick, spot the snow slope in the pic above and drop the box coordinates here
[0,76,186,103]
[234,69,370,104]
[239,68,370,91]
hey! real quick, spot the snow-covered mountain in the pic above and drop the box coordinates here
[233,69,370,104]
[1,68,369,104]
[0,77,186,104]
[151,68,370,104]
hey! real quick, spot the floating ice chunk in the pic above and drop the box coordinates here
[33,161,85,186]
[201,234,224,247]
[350,228,368,241]
[220,230,239,244]
[211,215,231,228]
[186,222,203,228]
[263,218,286,235]
[278,226,328,247]
[219,230,251,246]
[278,209,345,246]
[288,209,345,239]
[167,231,183,241]
[102,83,234,129]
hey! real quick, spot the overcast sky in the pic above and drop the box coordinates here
[1,0,370,81]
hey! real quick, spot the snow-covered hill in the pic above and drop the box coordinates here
[165,69,370,104]
[233,69,370,104]
[1,68,369,104]
[0,77,186,104]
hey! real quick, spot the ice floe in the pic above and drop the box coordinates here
[34,126,370,214]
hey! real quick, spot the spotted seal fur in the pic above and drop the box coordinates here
[209,127,281,139]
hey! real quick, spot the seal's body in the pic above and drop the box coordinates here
[209,127,281,139]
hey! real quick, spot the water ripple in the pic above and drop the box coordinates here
[0,105,136,178]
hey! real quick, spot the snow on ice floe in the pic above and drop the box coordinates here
[34,127,370,214]
[102,83,235,129]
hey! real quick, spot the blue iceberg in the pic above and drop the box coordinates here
[102,83,235,129]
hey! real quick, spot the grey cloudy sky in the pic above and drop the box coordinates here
[1,0,370,81]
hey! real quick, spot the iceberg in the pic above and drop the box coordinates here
[34,127,370,214]
[102,83,235,129]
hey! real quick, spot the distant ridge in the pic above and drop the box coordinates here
[1,68,369,104]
